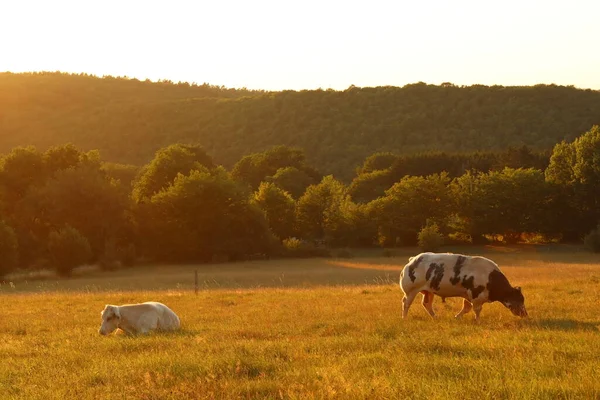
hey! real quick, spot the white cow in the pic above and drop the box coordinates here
[99,302,181,335]
[400,252,528,320]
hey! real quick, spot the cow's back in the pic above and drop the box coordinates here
[144,302,181,330]
[400,253,499,301]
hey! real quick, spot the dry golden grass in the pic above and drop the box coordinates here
[1,245,600,399]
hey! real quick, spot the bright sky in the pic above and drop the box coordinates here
[2,0,599,91]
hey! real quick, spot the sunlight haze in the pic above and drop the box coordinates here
[2,0,599,90]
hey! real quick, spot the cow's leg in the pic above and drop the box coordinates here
[473,302,484,321]
[455,299,472,318]
[402,290,419,319]
[421,291,436,318]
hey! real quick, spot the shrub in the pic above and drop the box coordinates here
[584,224,600,253]
[446,232,473,245]
[418,223,444,252]
[48,226,92,277]
[282,237,330,258]
[0,221,19,279]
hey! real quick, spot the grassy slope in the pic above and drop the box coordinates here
[1,247,600,399]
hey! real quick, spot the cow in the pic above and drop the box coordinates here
[400,252,527,320]
[99,302,181,336]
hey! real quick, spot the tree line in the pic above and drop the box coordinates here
[2,72,600,181]
[1,125,600,278]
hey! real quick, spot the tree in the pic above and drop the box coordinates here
[495,145,550,171]
[348,169,393,203]
[295,175,356,245]
[369,173,452,246]
[142,168,273,262]
[3,74,600,181]
[232,145,320,190]
[0,146,45,204]
[545,126,600,237]
[418,222,444,252]
[356,152,397,175]
[20,164,132,257]
[266,166,316,198]
[101,162,140,189]
[571,125,600,186]
[0,220,18,278]
[132,144,214,202]
[546,141,577,185]
[452,168,553,242]
[43,143,83,176]
[252,182,296,240]
[48,225,92,277]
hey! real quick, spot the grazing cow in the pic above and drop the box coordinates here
[99,302,181,335]
[400,252,527,320]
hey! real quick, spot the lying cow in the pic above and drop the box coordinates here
[400,252,527,320]
[99,301,181,335]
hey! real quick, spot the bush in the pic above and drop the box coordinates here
[282,237,330,258]
[0,221,19,279]
[48,226,92,277]
[446,232,473,245]
[584,224,600,253]
[418,223,444,252]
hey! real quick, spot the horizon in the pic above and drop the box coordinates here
[3,71,599,93]
[2,0,600,91]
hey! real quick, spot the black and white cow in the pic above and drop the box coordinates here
[400,252,527,320]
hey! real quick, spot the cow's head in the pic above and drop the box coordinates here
[99,305,121,335]
[501,287,528,317]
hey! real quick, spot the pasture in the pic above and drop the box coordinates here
[1,246,600,399]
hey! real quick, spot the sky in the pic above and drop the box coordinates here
[1,0,599,91]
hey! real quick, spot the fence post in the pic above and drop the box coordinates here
[194,270,198,296]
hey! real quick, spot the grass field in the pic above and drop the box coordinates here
[2,246,600,399]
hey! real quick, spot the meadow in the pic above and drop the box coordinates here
[1,246,600,399]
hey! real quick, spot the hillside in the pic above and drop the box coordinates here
[2,72,600,180]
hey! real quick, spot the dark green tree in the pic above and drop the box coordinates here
[21,164,131,256]
[132,144,214,202]
[43,143,83,176]
[545,126,600,238]
[295,175,356,245]
[266,166,316,199]
[232,145,320,190]
[47,225,92,277]
[0,220,18,278]
[348,169,393,203]
[453,168,553,242]
[0,146,46,204]
[356,152,397,175]
[252,182,296,240]
[369,173,452,246]
[142,168,273,262]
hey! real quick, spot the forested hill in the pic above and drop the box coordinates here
[2,72,600,180]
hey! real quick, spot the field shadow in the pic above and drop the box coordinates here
[1,258,402,293]
[533,318,599,332]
